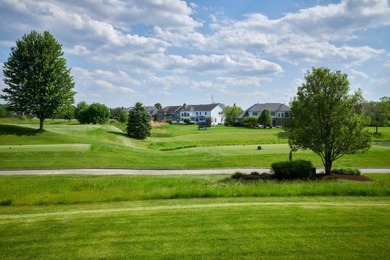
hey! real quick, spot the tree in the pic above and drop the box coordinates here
[154,103,162,110]
[222,104,243,126]
[85,103,110,124]
[110,107,127,123]
[75,101,89,124]
[75,102,110,124]
[258,109,272,128]
[1,30,75,131]
[0,104,13,118]
[364,96,390,134]
[285,68,371,175]
[127,102,151,139]
[56,104,75,122]
[243,116,258,128]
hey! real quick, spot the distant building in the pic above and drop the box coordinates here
[179,103,224,125]
[156,105,183,122]
[145,106,159,121]
[236,103,290,126]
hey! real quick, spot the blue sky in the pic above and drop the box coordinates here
[0,0,389,110]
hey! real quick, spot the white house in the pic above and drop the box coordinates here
[179,103,224,125]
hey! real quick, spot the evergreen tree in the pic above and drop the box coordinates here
[127,102,151,139]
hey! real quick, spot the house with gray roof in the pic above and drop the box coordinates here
[156,105,183,122]
[179,103,224,125]
[236,103,290,126]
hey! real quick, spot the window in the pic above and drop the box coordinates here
[253,112,258,116]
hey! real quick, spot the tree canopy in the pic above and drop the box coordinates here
[75,102,110,124]
[1,30,75,130]
[364,96,390,134]
[285,67,371,175]
[127,102,152,139]
[222,104,243,126]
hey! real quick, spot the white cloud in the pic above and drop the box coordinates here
[370,77,389,85]
[383,60,390,68]
[202,0,389,66]
[350,69,369,79]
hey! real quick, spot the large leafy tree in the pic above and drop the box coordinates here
[1,31,75,130]
[127,102,152,139]
[258,109,272,128]
[222,104,243,126]
[285,68,371,175]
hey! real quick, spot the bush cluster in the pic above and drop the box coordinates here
[231,171,273,181]
[331,168,361,175]
[271,160,314,180]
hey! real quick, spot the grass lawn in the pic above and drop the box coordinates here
[1,119,389,170]
[0,174,389,206]
[1,196,389,258]
[0,173,389,258]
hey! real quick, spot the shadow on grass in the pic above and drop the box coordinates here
[107,130,128,138]
[0,124,40,136]
[277,131,289,139]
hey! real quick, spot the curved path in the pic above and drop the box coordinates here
[0,168,389,175]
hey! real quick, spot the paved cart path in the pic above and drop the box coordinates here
[0,168,389,175]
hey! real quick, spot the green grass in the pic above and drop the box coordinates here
[0,197,389,259]
[0,174,389,206]
[0,119,389,169]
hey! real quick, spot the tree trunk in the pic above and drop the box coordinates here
[39,116,44,131]
[324,153,332,175]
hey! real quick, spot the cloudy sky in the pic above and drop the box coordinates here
[0,0,389,109]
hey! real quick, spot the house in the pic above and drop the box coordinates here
[145,106,159,121]
[236,103,290,126]
[156,105,182,122]
[179,103,224,125]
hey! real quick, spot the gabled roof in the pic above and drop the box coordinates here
[247,103,290,112]
[180,103,220,112]
[145,106,159,116]
[160,105,182,114]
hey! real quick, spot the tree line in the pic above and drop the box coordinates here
[1,30,389,174]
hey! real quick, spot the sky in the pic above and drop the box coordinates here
[0,0,389,110]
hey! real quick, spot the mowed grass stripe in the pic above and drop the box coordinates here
[0,144,91,152]
[1,198,389,258]
[2,201,389,220]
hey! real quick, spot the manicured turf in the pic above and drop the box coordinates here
[0,174,389,206]
[1,119,389,170]
[0,197,389,259]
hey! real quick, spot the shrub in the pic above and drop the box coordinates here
[183,118,191,124]
[243,116,258,128]
[0,199,12,206]
[231,171,273,181]
[331,168,361,175]
[271,160,314,180]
